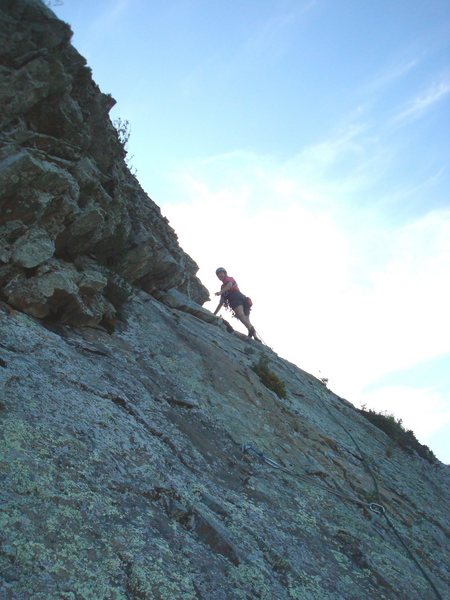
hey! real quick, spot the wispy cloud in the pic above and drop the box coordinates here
[363,58,419,95]
[88,0,133,37]
[383,166,447,205]
[243,12,296,56]
[177,1,318,98]
[230,0,319,68]
[393,78,450,122]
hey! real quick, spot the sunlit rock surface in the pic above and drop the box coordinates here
[1,295,449,599]
[0,2,449,599]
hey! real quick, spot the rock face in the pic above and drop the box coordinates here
[1,2,449,600]
[1,296,449,600]
[0,0,208,327]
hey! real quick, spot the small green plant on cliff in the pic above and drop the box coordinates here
[114,117,131,147]
[357,406,436,463]
[251,354,287,399]
[113,117,137,175]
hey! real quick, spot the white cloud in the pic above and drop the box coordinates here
[86,0,133,39]
[239,0,318,63]
[162,149,450,464]
[393,78,450,122]
[364,59,419,94]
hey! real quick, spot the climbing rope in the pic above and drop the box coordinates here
[312,389,444,600]
[241,406,445,600]
[381,511,444,600]
[224,319,444,598]
[241,443,385,516]
[314,389,381,503]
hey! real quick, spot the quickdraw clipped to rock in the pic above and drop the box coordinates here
[240,443,444,599]
[241,443,385,515]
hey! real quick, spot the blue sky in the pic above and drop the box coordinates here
[51,0,450,463]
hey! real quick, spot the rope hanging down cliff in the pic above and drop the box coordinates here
[241,443,385,515]
[241,406,444,600]
[313,387,444,600]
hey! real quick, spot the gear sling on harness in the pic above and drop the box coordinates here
[220,276,253,316]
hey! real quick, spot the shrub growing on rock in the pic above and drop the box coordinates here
[358,407,436,463]
[252,354,287,399]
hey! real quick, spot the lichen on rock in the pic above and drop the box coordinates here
[1,295,449,599]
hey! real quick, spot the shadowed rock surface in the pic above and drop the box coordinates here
[1,2,449,599]
[0,0,208,328]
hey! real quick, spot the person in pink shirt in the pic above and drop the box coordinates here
[213,267,259,340]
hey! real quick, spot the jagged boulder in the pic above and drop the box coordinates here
[0,0,209,327]
[153,288,218,324]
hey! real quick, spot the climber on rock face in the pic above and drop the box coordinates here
[213,267,259,340]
